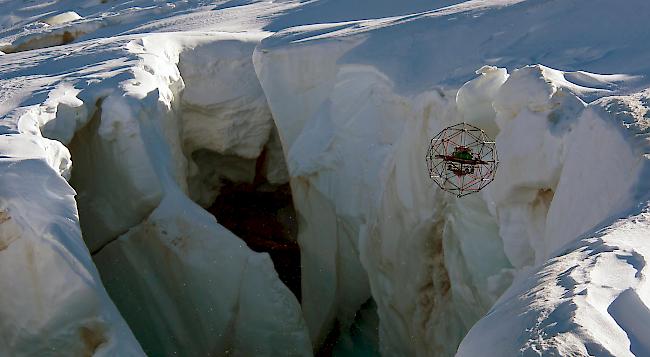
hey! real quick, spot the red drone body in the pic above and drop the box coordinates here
[426,122,498,197]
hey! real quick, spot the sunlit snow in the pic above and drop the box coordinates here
[1,1,650,356]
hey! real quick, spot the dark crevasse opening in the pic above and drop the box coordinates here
[205,151,302,301]
[317,299,380,357]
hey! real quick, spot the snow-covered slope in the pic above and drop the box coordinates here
[2,0,650,356]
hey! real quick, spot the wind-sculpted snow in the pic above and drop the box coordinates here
[458,216,650,356]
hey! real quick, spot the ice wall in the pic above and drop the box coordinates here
[253,1,650,351]
[1,32,311,356]
[459,89,650,356]
[83,33,311,356]
[0,99,144,356]
[176,34,282,207]
[254,33,518,355]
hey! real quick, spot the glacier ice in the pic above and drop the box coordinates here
[78,33,311,356]
[0,122,144,356]
[3,0,650,356]
[253,0,650,354]
[459,89,650,356]
[0,30,311,356]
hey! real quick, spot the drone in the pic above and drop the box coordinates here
[426,122,498,197]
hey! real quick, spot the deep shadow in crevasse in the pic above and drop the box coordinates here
[206,152,302,301]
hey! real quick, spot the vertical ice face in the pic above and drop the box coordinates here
[358,67,516,356]
[175,35,277,207]
[254,38,377,347]
[93,190,312,356]
[543,101,643,256]
[255,20,649,353]
[0,122,145,356]
[177,38,273,159]
[79,34,312,356]
[459,86,650,356]
[487,65,589,268]
[254,35,517,355]
[0,32,312,356]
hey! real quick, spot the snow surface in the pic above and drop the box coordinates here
[2,0,650,356]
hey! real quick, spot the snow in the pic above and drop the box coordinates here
[458,211,650,356]
[456,75,650,356]
[94,190,311,356]
[42,11,82,26]
[67,32,309,356]
[253,0,650,355]
[0,144,143,356]
[2,0,650,356]
[0,22,310,356]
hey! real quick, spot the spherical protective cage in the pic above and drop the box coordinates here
[426,122,498,197]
